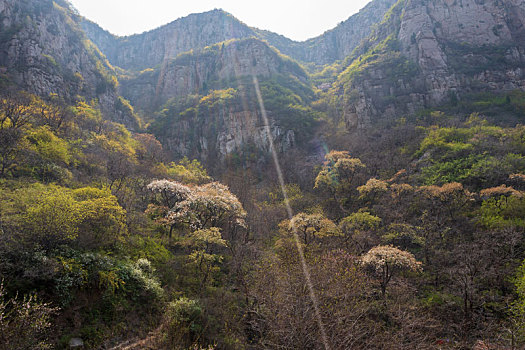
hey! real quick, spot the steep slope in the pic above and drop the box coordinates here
[81,9,257,72]
[82,0,397,69]
[333,0,525,129]
[120,38,308,110]
[82,10,318,165]
[255,0,398,65]
[0,0,138,128]
[136,38,317,164]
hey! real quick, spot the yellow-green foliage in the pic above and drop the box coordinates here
[199,88,236,106]
[480,195,525,229]
[279,213,340,247]
[315,151,365,190]
[184,227,228,281]
[70,187,127,245]
[42,53,57,67]
[27,126,71,164]
[94,124,138,163]
[512,261,525,341]
[25,185,83,244]
[166,157,211,184]
[340,211,382,233]
[415,115,525,186]
[0,184,126,249]
[163,297,203,347]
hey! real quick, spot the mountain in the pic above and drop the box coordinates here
[75,0,400,163]
[120,37,316,163]
[332,0,525,129]
[82,10,319,164]
[136,38,316,163]
[82,0,398,69]
[81,9,257,72]
[120,37,308,110]
[254,0,398,65]
[77,0,525,160]
[5,1,525,349]
[0,0,138,128]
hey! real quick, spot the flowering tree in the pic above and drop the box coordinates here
[361,245,422,298]
[284,213,340,246]
[314,151,365,213]
[147,179,246,238]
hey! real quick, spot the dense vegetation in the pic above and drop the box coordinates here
[3,79,525,349]
[2,0,525,348]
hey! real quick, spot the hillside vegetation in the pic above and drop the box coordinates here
[2,0,525,349]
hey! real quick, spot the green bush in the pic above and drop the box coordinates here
[163,297,204,348]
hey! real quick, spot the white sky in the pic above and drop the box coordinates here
[68,0,372,41]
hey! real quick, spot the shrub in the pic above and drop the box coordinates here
[163,297,204,348]
[0,283,57,350]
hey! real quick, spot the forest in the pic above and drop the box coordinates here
[1,84,525,349]
[2,0,525,349]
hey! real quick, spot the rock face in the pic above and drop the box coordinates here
[120,38,308,111]
[82,0,398,69]
[140,39,311,161]
[117,38,310,163]
[5,0,525,161]
[158,104,296,161]
[81,10,257,72]
[256,0,398,65]
[0,0,137,128]
[336,0,525,129]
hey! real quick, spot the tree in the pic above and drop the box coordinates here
[281,212,340,246]
[26,126,72,182]
[361,245,422,299]
[0,283,57,350]
[339,211,381,253]
[93,124,138,193]
[166,157,212,185]
[34,94,74,134]
[314,151,366,213]
[511,260,525,346]
[0,127,23,177]
[182,227,228,288]
[0,184,126,250]
[0,90,34,129]
[147,180,246,239]
[0,90,36,177]
[418,182,473,222]
[134,133,165,168]
[357,178,389,203]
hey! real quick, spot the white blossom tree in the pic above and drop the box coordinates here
[147,179,246,238]
[361,245,422,298]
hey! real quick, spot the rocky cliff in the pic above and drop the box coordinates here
[5,0,525,163]
[82,0,397,68]
[81,10,257,72]
[81,9,317,163]
[0,0,138,128]
[139,38,316,162]
[335,0,525,129]
[120,38,308,111]
[149,88,300,163]
[255,0,398,65]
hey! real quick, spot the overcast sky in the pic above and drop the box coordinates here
[68,0,372,41]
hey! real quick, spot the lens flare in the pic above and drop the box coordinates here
[252,75,331,350]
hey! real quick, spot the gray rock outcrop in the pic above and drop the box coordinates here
[0,0,138,128]
[337,0,525,129]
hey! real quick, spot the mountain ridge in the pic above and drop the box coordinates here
[331,0,525,129]
[81,0,398,68]
[0,0,138,128]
